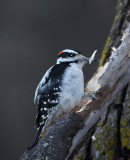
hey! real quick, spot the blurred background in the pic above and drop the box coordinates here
[0,0,117,159]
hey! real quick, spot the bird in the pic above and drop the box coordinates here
[28,49,92,149]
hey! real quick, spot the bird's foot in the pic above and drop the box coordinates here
[82,90,101,101]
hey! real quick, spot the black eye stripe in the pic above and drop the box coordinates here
[58,52,76,58]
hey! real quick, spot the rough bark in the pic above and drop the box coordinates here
[72,0,130,159]
[20,0,130,160]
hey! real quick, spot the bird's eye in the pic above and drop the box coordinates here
[71,54,75,57]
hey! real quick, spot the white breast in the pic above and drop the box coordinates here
[59,63,84,112]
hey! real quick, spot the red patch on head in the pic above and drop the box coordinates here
[58,51,64,56]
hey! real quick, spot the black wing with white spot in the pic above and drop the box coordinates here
[28,63,70,149]
[34,63,70,128]
[35,76,61,128]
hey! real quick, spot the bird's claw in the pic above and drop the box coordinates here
[83,90,101,101]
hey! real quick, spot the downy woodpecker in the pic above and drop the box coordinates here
[28,49,93,149]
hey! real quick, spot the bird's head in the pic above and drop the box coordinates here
[56,49,90,67]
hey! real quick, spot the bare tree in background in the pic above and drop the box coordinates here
[20,1,130,159]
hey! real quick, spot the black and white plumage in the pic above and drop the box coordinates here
[28,49,90,149]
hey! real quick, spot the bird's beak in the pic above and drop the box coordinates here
[79,55,90,63]
[79,50,97,64]
[82,56,90,62]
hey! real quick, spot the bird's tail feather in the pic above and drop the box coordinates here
[28,126,42,150]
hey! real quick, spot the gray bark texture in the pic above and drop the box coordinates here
[20,0,130,160]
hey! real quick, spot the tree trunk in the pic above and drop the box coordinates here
[20,0,130,160]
